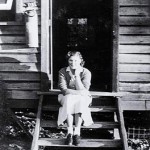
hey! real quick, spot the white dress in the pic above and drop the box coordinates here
[57,69,93,126]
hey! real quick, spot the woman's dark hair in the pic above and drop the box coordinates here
[66,51,85,66]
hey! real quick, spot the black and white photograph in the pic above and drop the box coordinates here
[0,0,150,149]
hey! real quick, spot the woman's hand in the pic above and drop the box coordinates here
[64,89,90,96]
[75,68,81,77]
[79,90,90,96]
[75,68,85,90]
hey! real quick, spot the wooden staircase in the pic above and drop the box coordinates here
[31,91,128,150]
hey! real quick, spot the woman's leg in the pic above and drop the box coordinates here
[74,113,82,135]
[73,113,82,145]
[66,114,74,145]
[67,114,74,134]
[65,97,74,145]
[60,94,74,134]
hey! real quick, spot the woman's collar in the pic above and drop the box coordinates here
[66,66,83,73]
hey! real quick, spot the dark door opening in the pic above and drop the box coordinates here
[52,0,113,91]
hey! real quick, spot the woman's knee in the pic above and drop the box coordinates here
[63,94,73,105]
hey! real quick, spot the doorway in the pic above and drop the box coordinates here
[52,0,115,91]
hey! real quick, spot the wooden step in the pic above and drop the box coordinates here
[38,138,122,148]
[38,91,125,98]
[41,120,119,129]
[42,105,117,112]
[31,91,128,150]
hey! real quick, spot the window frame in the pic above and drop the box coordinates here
[0,0,13,10]
[0,0,24,22]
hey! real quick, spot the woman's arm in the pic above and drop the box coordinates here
[58,69,82,95]
[66,68,91,96]
[64,88,90,96]
[75,75,85,90]
[58,68,91,96]
[75,68,91,90]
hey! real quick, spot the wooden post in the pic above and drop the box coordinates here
[0,76,5,119]
[41,0,51,91]
[16,0,23,22]
[112,0,119,92]
[117,98,128,150]
[31,95,43,150]
[114,111,121,139]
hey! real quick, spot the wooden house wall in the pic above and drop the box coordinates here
[118,0,150,110]
[0,0,41,108]
[0,0,150,110]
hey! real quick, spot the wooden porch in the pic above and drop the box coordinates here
[31,91,128,150]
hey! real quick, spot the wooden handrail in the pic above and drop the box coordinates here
[31,95,43,150]
[37,90,127,97]
[117,97,128,150]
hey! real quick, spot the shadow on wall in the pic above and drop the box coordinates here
[0,56,51,108]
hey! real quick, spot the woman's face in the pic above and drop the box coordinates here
[68,55,82,69]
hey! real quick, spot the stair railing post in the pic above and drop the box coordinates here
[114,111,120,139]
[31,95,43,150]
[117,97,128,150]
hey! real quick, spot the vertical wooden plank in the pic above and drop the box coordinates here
[117,98,128,150]
[50,0,53,89]
[112,0,119,92]
[146,101,150,110]
[16,0,23,21]
[31,95,43,150]
[41,0,51,91]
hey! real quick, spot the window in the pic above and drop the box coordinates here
[0,0,15,21]
[0,0,14,10]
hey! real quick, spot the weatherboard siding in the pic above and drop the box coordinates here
[0,0,41,108]
[119,0,150,110]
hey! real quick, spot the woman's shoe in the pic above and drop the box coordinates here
[66,133,73,145]
[73,135,80,146]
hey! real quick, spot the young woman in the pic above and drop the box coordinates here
[57,51,93,146]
